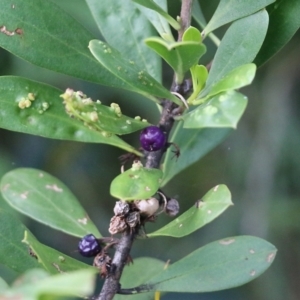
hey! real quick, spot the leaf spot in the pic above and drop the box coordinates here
[249,249,255,254]
[39,173,44,178]
[20,191,29,199]
[250,270,256,276]
[219,238,235,245]
[267,252,276,263]
[78,217,88,225]
[145,186,151,191]
[1,183,10,192]
[179,224,183,228]
[45,184,63,192]
[203,105,218,115]
[213,185,219,192]
[207,210,212,214]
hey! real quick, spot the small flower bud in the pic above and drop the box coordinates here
[135,198,159,217]
[108,216,127,235]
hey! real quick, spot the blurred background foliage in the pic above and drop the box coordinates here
[0,0,300,299]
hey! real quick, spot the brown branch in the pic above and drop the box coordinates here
[97,1,193,299]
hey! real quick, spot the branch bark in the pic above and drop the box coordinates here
[97,1,193,299]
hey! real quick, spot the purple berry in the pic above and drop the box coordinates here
[78,234,101,257]
[140,126,166,151]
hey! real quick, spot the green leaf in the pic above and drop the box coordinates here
[88,40,181,105]
[204,0,275,35]
[132,0,180,30]
[0,0,142,91]
[0,210,40,274]
[115,257,166,300]
[184,91,248,129]
[148,185,232,238]
[145,28,206,83]
[22,230,94,275]
[202,10,269,97]
[2,268,96,299]
[188,64,208,103]
[110,163,163,201]
[61,89,150,135]
[255,0,300,66]
[86,0,161,80]
[145,236,277,292]
[0,76,140,155]
[0,168,101,238]
[161,122,231,186]
[134,0,174,42]
[194,63,256,104]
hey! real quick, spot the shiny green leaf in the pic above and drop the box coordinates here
[132,0,180,30]
[110,164,163,201]
[0,0,140,91]
[188,64,208,103]
[0,210,40,274]
[0,76,140,155]
[2,268,96,299]
[22,230,94,275]
[134,0,174,41]
[115,257,166,300]
[161,122,231,186]
[145,236,277,292]
[202,10,269,97]
[184,91,248,129]
[204,0,275,35]
[0,168,101,238]
[88,40,181,105]
[194,64,256,104]
[145,28,206,83]
[86,0,161,80]
[148,185,232,238]
[255,0,300,66]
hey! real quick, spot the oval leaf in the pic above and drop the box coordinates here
[148,185,232,238]
[22,230,94,275]
[0,168,101,238]
[161,122,231,186]
[86,0,161,80]
[0,210,40,274]
[146,236,277,292]
[0,76,141,155]
[183,91,248,129]
[88,40,181,105]
[255,0,300,66]
[145,35,206,83]
[204,0,275,34]
[202,10,269,96]
[110,166,163,201]
[0,0,138,91]
[194,63,256,103]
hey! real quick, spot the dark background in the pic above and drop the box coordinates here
[1,1,300,299]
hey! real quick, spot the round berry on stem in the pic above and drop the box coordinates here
[78,234,101,257]
[140,126,166,151]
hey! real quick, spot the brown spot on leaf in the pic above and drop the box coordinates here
[267,252,276,263]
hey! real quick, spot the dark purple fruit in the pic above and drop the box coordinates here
[140,126,166,151]
[78,234,101,257]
